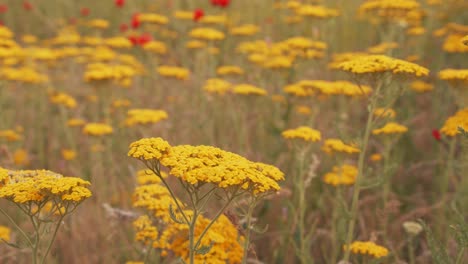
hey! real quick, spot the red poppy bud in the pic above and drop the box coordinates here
[115,0,125,8]
[193,8,204,21]
[128,35,138,45]
[23,1,32,11]
[432,129,441,141]
[138,33,152,46]
[80,7,90,17]
[0,5,8,14]
[131,14,140,29]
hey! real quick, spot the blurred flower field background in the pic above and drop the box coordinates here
[0,0,467,263]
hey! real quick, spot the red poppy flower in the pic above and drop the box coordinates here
[138,33,152,46]
[432,129,441,141]
[193,8,204,21]
[211,0,230,8]
[80,7,90,17]
[131,14,140,29]
[119,23,128,32]
[0,5,8,13]
[23,1,32,11]
[128,35,138,45]
[115,0,125,8]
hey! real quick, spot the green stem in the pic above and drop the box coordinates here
[0,206,33,248]
[188,209,199,264]
[408,237,415,264]
[455,247,465,264]
[241,198,258,264]
[40,214,65,264]
[343,81,382,261]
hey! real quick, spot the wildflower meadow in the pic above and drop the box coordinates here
[0,0,467,263]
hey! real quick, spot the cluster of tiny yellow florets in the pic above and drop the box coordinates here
[282,126,322,142]
[0,225,11,242]
[322,139,360,155]
[372,122,408,135]
[344,241,389,258]
[323,164,358,186]
[128,137,172,160]
[189,28,225,41]
[337,55,429,77]
[232,84,268,96]
[156,65,190,80]
[373,108,396,118]
[0,168,91,204]
[124,109,168,127]
[82,123,113,136]
[285,80,373,97]
[440,108,468,137]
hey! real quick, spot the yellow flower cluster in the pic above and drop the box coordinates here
[136,169,167,185]
[67,118,86,127]
[157,65,190,80]
[128,137,172,161]
[124,109,168,127]
[442,34,468,53]
[141,41,166,54]
[410,81,433,92]
[203,78,232,95]
[49,91,77,109]
[440,108,468,136]
[62,149,77,161]
[104,37,132,49]
[0,67,49,84]
[282,126,322,142]
[296,5,339,18]
[0,168,91,204]
[284,80,373,97]
[462,35,468,46]
[322,139,360,154]
[373,108,396,118]
[439,69,468,83]
[344,241,389,258]
[367,42,398,54]
[200,15,228,25]
[133,215,159,244]
[82,123,113,136]
[84,63,137,85]
[86,19,109,29]
[0,129,22,141]
[232,84,267,96]
[129,138,284,194]
[337,55,429,77]
[230,24,260,36]
[0,225,11,242]
[358,0,422,24]
[323,164,358,186]
[216,65,244,76]
[372,122,408,135]
[189,28,225,41]
[138,13,169,25]
[173,10,193,20]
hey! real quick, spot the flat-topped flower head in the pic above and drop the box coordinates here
[337,55,429,77]
[124,109,168,127]
[344,241,389,258]
[322,139,360,154]
[410,81,433,93]
[232,84,267,96]
[83,123,113,136]
[216,65,244,76]
[0,225,11,242]
[230,24,260,36]
[440,108,468,137]
[136,169,168,185]
[439,69,468,85]
[296,5,339,19]
[128,137,171,160]
[157,66,190,80]
[373,108,396,118]
[189,27,225,41]
[282,126,321,142]
[323,164,358,186]
[0,169,91,204]
[159,145,284,194]
[203,78,231,95]
[372,122,408,135]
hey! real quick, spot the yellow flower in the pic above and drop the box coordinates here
[443,34,468,53]
[62,149,77,161]
[203,78,232,95]
[173,10,193,20]
[216,65,244,76]
[133,215,159,244]
[462,35,468,46]
[104,37,132,49]
[230,24,260,36]
[367,42,398,54]
[87,19,109,29]
[189,28,225,41]
[112,99,132,109]
[186,40,206,49]
[0,129,22,141]
[410,81,433,92]
[406,27,426,36]
[138,13,169,25]
[156,66,190,80]
[263,55,294,69]
[440,108,468,137]
[50,91,77,109]
[13,149,29,166]
[82,123,113,136]
[200,15,228,25]
[128,137,172,161]
[0,67,49,83]
[372,122,408,135]
[0,225,11,242]
[124,109,168,126]
[296,105,312,115]
[344,241,389,258]
[22,34,38,44]
[284,37,327,50]
[323,164,358,186]
[296,5,340,18]
[439,69,468,83]
[0,169,92,204]
[282,126,321,142]
[370,153,382,162]
[136,169,167,185]
[373,108,396,119]
[84,63,137,82]
[337,55,429,77]
[67,118,86,127]
[284,84,313,97]
[322,139,360,154]
[232,84,267,96]
[143,41,167,54]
